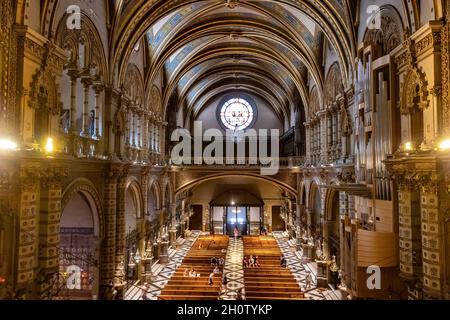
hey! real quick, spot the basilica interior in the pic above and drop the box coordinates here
[1,0,450,301]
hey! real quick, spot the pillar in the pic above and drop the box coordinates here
[114,167,128,299]
[37,167,66,299]
[15,164,41,299]
[92,82,104,139]
[81,77,92,137]
[67,69,78,134]
[100,166,119,299]
[125,107,131,147]
[397,175,422,299]
[169,203,177,248]
[420,178,442,298]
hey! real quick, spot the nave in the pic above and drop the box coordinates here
[128,233,331,301]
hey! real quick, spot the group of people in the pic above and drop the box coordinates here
[184,267,201,278]
[243,255,261,268]
[211,256,225,267]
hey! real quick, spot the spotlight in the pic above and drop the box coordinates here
[0,138,17,151]
[438,139,450,151]
[404,142,413,152]
[45,137,54,153]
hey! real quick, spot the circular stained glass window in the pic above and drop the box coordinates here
[219,97,255,131]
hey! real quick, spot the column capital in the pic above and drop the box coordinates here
[40,166,69,189]
[92,81,104,93]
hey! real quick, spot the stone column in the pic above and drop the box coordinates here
[100,166,119,299]
[319,111,327,163]
[15,164,41,299]
[114,166,128,299]
[131,110,137,147]
[81,76,92,137]
[92,82,104,139]
[37,167,67,299]
[420,176,442,298]
[339,192,348,272]
[103,88,121,159]
[320,187,329,259]
[159,226,169,264]
[142,114,149,161]
[155,121,160,154]
[169,203,177,248]
[149,120,155,153]
[137,110,142,149]
[397,173,421,283]
[304,121,311,165]
[67,68,79,134]
[125,107,131,147]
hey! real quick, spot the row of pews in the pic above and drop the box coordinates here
[158,235,229,300]
[243,236,304,300]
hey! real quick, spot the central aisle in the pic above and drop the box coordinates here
[220,237,245,300]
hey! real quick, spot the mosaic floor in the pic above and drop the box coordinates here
[125,231,201,300]
[273,231,335,300]
[219,237,245,300]
[127,231,343,300]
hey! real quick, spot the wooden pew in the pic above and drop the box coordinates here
[243,236,304,300]
[158,235,229,300]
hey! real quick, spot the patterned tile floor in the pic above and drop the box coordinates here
[219,237,245,300]
[126,232,343,300]
[125,231,201,300]
[273,231,338,300]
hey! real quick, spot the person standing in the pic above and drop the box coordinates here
[208,273,214,286]
[221,273,228,293]
[234,227,239,240]
[305,271,312,290]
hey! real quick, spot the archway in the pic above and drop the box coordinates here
[124,181,142,284]
[59,191,100,300]
[309,183,322,237]
[327,191,340,260]
[163,179,174,228]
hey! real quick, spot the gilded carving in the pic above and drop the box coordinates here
[400,67,429,115]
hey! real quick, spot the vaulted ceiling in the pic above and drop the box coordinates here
[112,0,357,123]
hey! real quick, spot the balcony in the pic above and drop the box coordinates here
[166,156,305,170]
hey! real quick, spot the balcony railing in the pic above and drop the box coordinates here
[166,156,305,168]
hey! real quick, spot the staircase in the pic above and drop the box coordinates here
[243,236,304,300]
[158,235,229,300]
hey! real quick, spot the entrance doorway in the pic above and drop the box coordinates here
[190,205,203,230]
[226,206,248,236]
[272,206,285,231]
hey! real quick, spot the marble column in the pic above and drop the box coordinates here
[420,179,442,298]
[14,165,40,299]
[67,68,79,134]
[37,167,66,299]
[92,82,104,139]
[114,167,128,300]
[100,167,119,299]
[81,77,92,137]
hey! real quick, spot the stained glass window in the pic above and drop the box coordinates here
[219,98,255,131]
